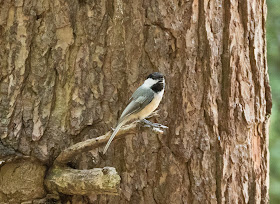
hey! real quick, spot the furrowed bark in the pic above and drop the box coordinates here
[0,0,270,203]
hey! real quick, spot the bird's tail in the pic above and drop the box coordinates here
[103,120,125,154]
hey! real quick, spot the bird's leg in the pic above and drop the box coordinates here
[141,119,168,129]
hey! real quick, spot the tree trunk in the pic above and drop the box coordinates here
[0,0,271,203]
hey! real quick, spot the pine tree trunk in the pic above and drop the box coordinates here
[0,0,271,203]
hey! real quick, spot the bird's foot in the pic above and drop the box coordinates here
[141,119,168,129]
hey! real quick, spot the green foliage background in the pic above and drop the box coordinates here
[267,0,280,203]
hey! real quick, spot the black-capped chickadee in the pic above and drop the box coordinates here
[103,72,165,154]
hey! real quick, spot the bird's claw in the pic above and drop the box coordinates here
[151,123,168,129]
[141,119,168,129]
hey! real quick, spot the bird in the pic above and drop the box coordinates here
[103,72,165,154]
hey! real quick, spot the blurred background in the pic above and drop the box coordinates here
[267,0,280,203]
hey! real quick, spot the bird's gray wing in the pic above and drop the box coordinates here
[118,86,154,123]
[129,85,144,101]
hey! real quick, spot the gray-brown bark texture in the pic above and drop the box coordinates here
[0,0,271,203]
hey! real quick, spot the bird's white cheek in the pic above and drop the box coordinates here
[143,78,159,87]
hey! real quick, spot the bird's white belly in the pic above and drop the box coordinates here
[136,89,164,120]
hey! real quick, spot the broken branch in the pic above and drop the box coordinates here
[55,122,139,165]
[45,165,120,195]
[46,117,166,196]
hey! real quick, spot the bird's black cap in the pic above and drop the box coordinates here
[147,72,164,80]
